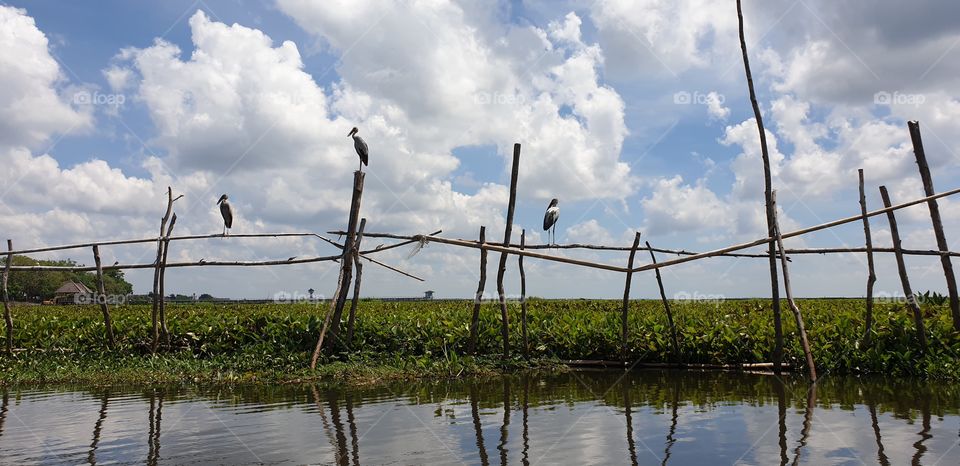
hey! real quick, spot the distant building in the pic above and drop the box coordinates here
[54,281,93,305]
[424,290,435,300]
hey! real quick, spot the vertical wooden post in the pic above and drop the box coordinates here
[2,239,12,354]
[151,187,181,354]
[858,169,877,343]
[738,0,783,372]
[519,229,529,359]
[346,218,367,347]
[467,226,487,355]
[909,120,960,331]
[496,143,521,358]
[92,245,115,349]
[646,241,679,362]
[312,170,364,367]
[880,186,928,351]
[771,192,817,382]
[157,213,177,350]
[620,232,642,363]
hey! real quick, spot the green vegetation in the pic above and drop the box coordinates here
[2,255,133,301]
[1,297,958,385]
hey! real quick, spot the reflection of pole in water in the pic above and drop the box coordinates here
[911,396,932,466]
[521,376,530,466]
[327,391,349,466]
[88,391,109,465]
[772,378,788,466]
[0,390,8,440]
[310,385,337,453]
[791,383,816,466]
[868,400,890,466]
[498,378,511,466]
[621,379,638,466]
[661,379,680,466]
[147,390,163,466]
[345,393,360,466]
[470,384,490,466]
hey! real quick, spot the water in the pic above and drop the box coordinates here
[1,371,958,465]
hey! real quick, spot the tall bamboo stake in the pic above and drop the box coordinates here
[880,186,928,351]
[468,226,487,355]
[909,120,960,331]
[157,213,177,350]
[346,218,367,347]
[496,143,521,358]
[92,245,115,349]
[151,187,181,354]
[771,192,816,382]
[2,240,12,353]
[519,229,529,358]
[738,0,783,372]
[859,169,877,343]
[646,240,679,361]
[620,232,642,363]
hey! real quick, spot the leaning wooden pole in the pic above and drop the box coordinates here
[346,218,367,347]
[909,120,960,331]
[519,229,529,359]
[467,226,488,355]
[738,0,783,372]
[880,186,928,351]
[771,192,816,382]
[858,169,877,343]
[92,245,115,349]
[646,241,679,361]
[314,170,365,360]
[496,143,521,358]
[2,240,12,354]
[620,232,642,363]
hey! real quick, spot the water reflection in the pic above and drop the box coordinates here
[0,371,958,464]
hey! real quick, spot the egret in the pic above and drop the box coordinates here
[542,198,560,246]
[217,194,233,236]
[348,126,369,171]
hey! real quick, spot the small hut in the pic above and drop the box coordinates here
[424,290,435,300]
[54,281,94,305]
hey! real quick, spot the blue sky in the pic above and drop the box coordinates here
[2,1,959,299]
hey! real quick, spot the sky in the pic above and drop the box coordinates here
[2,0,960,300]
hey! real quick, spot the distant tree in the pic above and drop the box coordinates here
[198,293,215,301]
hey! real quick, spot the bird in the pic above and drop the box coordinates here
[348,126,369,171]
[543,198,560,246]
[217,194,233,236]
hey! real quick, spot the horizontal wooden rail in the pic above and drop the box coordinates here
[4,232,329,256]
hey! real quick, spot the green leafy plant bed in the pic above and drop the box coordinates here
[1,298,958,384]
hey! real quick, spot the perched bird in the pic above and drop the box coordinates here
[542,198,560,246]
[217,194,233,236]
[348,126,369,171]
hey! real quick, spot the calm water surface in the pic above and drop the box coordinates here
[1,371,958,465]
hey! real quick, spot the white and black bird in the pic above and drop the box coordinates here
[542,198,560,246]
[217,194,233,236]
[348,126,369,171]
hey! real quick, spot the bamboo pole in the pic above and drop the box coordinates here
[92,245,115,349]
[157,213,177,349]
[6,232,328,256]
[771,192,816,382]
[859,169,877,343]
[647,241,680,362]
[2,240,12,353]
[738,0,783,372]
[620,232,642,363]
[467,226,487,355]
[496,143,521,358]
[519,229,529,359]
[880,186,927,351]
[909,120,960,331]
[346,218,367,347]
[151,187,181,354]
[325,172,365,354]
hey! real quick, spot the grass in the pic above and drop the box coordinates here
[1,297,958,385]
